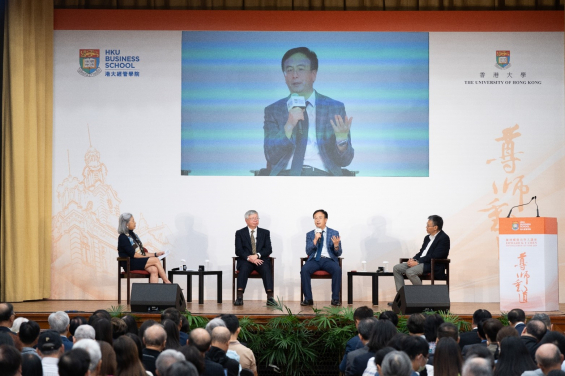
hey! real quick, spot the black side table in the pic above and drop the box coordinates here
[347,271,394,305]
[168,269,222,304]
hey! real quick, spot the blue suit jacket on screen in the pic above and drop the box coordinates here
[263,91,354,176]
[305,227,342,262]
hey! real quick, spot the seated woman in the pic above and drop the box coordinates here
[117,213,171,283]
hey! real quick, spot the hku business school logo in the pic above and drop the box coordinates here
[496,50,511,70]
[77,49,102,77]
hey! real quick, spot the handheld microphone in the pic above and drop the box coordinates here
[506,196,535,218]
[534,196,540,217]
[287,94,306,135]
[315,228,323,233]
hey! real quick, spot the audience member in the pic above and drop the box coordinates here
[0,303,21,351]
[345,318,377,376]
[165,360,199,376]
[180,316,190,336]
[125,333,144,361]
[88,311,112,327]
[161,308,188,347]
[93,319,113,346]
[381,351,413,376]
[483,319,504,359]
[532,314,553,332]
[204,318,240,367]
[206,327,239,376]
[142,323,167,375]
[179,345,205,375]
[460,310,492,350]
[351,320,398,376]
[68,317,87,342]
[122,315,139,336]
[0,344,21,376]
[162,320,181,350]
[496,326,519,345]
[188,328,224,376]
[221,314,257,375]
[10,317,29,334]
[48,311,73,351]
[19,321,41,358]
[427,322,460,365]
[522,320,547,360]
[113,335,146,376]
[463,319,489,359]
[534,344,564,376]
[379,311,400,327]
[400,334,430,376]
[464,344,494,367]
[110,318,128,340]
[538,332,565,368]
[424,314,444,354]
[371,347,396,376]
[73,339,102,376]
[434,337,462,376]
[340,307,375,372]
[97,341,117,376]
[0,332,15,346]
[463,357,493,376]
[508,309,526,336]
[58,348,91,376]
[73,325,96,343]
[37,330,64,376]
[407,314,426,337]
[22,352,43,376]
[494,336,536,376]
[155,349,185,376]
[139,320,157,348]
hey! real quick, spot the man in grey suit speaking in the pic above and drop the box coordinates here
[263,47,354,176]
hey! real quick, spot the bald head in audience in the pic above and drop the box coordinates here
[144,324,167,352]
[536,344,564,375]
[462,357,493,376]
[189,328,212,355]
[210,327,231,352]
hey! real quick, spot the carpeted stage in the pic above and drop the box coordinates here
[9,300,565,331]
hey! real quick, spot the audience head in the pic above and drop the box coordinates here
[0,303,15,326]
[162,319,180,350]
[161,308,182,328]
[379,311,399,327]
[180,316,190,334]
[400,335,429,371]
[375,347,396,375]
[424,314,444,343]
[88,310,112,327]
[0,345,21,376]
[113,335,145,376]
[524,319,547,341]
[0,333,15,346]
[507,309,526,325]
[125,333,143,361]
[433,337,462,376]
[48,311,70,335]
[10,317,28,334]
[477,319,488,341]
[37,330,64,357]
[73,339,102,375]
[164,360,199,376]
[93,319,113,345]
[407,314,425,335]
[482,319,503,343]
[179,345,205,374]
[210,327,231,352]
[111,318,128,340]
[472,309,492,326]
[144,323,167,351]
[69,316,87,337]
[156,349,185,376]
[353,306,375,326]
[188,328,211,354]
[58,348,91,376]
[494,336,537,376]
[21,352,43,376]
[121,315,139,336]
[532,313,552,331]
[464,344,494,367]
[18,320,40,346]
[437,322,459,342]
[463,357,493,376]
[139,319,157,346]
[358,317,377,342]
[539,331,565,356]
[387,333,409,351]
[535,344,564,375]
[381,350,413,376]
[74,325,96,342]
[97,340,117,376]
[367,319,398,352]
[220,314,240,336]
[205,318,226,336]
[495,326,519,344]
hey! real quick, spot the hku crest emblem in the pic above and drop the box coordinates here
[78,49,102,77]
[495,50,511,70]
[512,221,519,231]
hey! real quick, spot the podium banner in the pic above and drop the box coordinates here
[499,218,558,311]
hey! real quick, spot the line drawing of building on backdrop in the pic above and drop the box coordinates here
[51,132,172,299]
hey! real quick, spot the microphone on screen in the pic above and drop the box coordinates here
[287,94,306,135]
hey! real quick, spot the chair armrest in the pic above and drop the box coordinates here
[432,258,450,264]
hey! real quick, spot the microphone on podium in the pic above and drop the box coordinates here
[506,196,535,218]
[287,94,306,135]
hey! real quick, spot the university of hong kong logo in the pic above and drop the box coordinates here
[78,49,102,77]
[495,50,511,70]
[512,221,519,231]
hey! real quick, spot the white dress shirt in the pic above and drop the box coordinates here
[420,231,441,258]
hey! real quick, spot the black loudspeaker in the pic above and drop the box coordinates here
[391,285,450,314]
[130,283,186,312]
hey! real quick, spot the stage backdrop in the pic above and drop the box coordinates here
[52,10,565,305]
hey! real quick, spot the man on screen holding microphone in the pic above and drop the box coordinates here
[263,47,355,176]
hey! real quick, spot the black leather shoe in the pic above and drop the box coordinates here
[387,302,393,306]
[267,297,277,306]
[234,298,243,306]
[300,299,314,306]
[331,299,341,306]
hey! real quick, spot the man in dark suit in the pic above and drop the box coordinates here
[263,47,354,176]
[459,309,492,350]
[234,210,274,306]
[301,209,343,306]
[508,308,526,335]
[392,215,450,292]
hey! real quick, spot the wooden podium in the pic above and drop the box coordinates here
[498,217,558,311]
